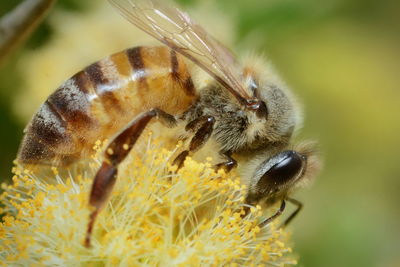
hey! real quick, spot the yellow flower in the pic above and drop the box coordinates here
[0,133,296,266]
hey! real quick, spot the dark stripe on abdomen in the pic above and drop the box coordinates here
[183,77,196,96]
[169,49,195,96]
[170,50,179,81]
[17,101,70,163]
[18,134,56,164]
[85,61,122,113]
[126,46,148,90]
[47,74,93,129]
[29,101,70,146]
[85,61,109,85]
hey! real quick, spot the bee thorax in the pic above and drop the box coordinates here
[185,84,288,154]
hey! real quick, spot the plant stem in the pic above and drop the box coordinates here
[0,0,56,65]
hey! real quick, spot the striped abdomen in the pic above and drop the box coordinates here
[18,46,197,165]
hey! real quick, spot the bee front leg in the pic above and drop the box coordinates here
[280,197,303,227]
[215,151,237,173]
[172,116,215,169]
[256,198,303,228]
[259,200,286,228]
[85,108,177,247]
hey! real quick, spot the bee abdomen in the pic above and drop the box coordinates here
[18,71,97,164]
[18,46,197,166]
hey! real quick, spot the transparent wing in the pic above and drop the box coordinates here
[108,0,252,104]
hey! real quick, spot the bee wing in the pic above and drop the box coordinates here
[109,0,252,104]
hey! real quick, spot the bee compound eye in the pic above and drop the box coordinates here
[258,151,304,188]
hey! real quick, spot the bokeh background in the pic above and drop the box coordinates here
[0,0,399,266]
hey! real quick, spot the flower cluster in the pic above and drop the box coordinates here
[0,133,296,266]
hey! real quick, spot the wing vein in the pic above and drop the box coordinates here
[109,0,253,104]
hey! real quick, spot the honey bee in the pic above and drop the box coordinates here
[17,0,320,247]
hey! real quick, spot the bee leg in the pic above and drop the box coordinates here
[215,151,237,173]
[259,200,286,228]
[172,116,215,169]
[85,162,117,248]
[85,108,176,247]
[280,197,303,227]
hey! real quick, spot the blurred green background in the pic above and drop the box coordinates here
[1,0,399,266]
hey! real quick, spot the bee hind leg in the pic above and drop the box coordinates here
[172,116,215,169]
[84,108,177,248]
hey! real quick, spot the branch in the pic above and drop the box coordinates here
[0,0,56,65]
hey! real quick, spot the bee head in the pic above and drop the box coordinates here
[245,145,320,205]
